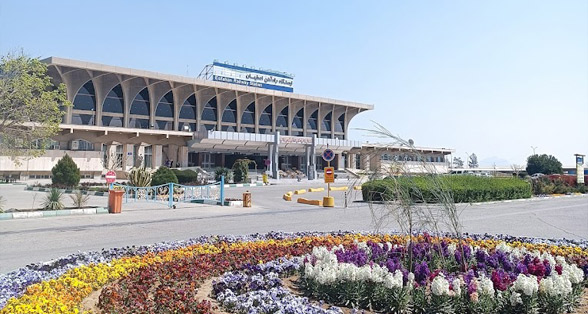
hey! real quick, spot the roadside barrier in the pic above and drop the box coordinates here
[297,198,323,206]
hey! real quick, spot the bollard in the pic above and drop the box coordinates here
[344,191,348,208]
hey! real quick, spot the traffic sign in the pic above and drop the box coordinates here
[324,167,335,183]
[322,149,335,162]
[105,170,117,183]
[264,159,271,166]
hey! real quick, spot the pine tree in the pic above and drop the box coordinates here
[51,154,80,187]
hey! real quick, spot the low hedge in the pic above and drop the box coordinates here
[362,175,532,203]
[171,169,199,184]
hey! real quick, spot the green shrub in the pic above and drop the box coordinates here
[214,167,232,182]
[151,167,178,186]
[43,188,64,210]
[362,176,532,203]
[172,169,199,184]
[51,154,80,188]
[0,195,5,213]
[232,159,254,183]
[128,167,152,187]
[69,190,89,208]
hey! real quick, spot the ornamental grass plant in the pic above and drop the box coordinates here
[42,188,64,210]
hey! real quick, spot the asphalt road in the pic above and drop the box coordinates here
[0,182,586,274]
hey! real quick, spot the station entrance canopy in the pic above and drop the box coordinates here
[187,130,360,154]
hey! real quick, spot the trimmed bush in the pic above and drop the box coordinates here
[51,154,80,188]
[214,167,232,182]
[171,169,199,184]
[151,167,178,186]
[362,175,532,203]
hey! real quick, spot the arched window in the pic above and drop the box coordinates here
[70,139,94,151]
[156,91,174,118]
[155,91,174,130]
[276,107,288,128]
[259,104,272,126]
[241,102,255,125]
[221,100,237,123]
[202,97,217,121]
[179,94,196,119]
[322,112,332,131]
[72,81,96,125]
[307,110,318,130]
[102,84,124,127]
[335,113,345,133]
[103,85,124,113]
[129,88,150,129]
[292,108,304,129]
[73,81,96,111]
[130,88,150,116]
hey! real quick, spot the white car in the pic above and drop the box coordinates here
[531,173,545,179]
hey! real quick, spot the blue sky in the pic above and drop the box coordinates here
[1,0,586,166]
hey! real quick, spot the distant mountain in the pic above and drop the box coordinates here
[479,156,512,167]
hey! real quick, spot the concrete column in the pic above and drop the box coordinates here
[154,145,163,169]
[308,135,316,180]
[178,146,188,168]
[267,144,274,174]
[370,152,381,171]
[335,153,343,170]
[136,145,145,167]
[168,144,179,167]
[360,152,370,170]
[304,145,311,177]
[123,144,134,172]
[348,153,355,169]
[272,131,280,180]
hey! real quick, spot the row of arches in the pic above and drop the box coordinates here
[70,80,346,135]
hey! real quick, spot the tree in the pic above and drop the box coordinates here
[51,154,80,187]
[453,157,464,168]
[0,51,69,162]
[232,159,255,183]
[468,153,479,168]
[526,154,563,175]
[511,164,524,177]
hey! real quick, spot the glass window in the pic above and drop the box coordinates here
[307,110,318,130]
[221,125,235,132]
[144,146,153,168]
[335,113,344,132]
[259,104,272,126]
[258,128,270,134]
[204,123,216,131]
[322,112,332,131]
[71,113,95,125]
[130,88,150,116]
[292,108,304,129]
[178,122,195,132]
[103,85,124,113]
[73,81,96,111]
[179,94,196,119]
[240,126,253,133]
[156,120,173,130]
[129,118,149,129]
[102,116,123,127]
[290,130,303,136]
[241,102,255,125]
[320,133,331,139]
[202,97,217,121]
[276,107,288,127]
[221,100,237,123]
[156,91,174,117]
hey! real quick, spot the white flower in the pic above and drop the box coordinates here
[539,274,572,297]
[477,275,495,296]
[496,241,511,253]
[512,274,538,296]
[510,291,522,306]
[448,243,457,255]
[383,270,404,289]
[452,278,462,296]
[431,274,450,296]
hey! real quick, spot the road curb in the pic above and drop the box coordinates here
[0,207,109,220]
[470,193,587,206]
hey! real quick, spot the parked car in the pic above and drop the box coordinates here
[530,173,545,179]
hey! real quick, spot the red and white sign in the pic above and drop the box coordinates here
[105,170,117,183]
[324,167,335,183]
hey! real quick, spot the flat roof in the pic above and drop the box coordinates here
[361,142,455,154]
[43,57,374,111]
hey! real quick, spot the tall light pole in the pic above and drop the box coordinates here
[531,146,538,155]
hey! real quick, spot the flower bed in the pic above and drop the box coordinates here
[0,232,586,314]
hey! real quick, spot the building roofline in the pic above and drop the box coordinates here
[42,56,374,111]
[360,142,455,154]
